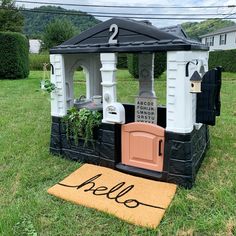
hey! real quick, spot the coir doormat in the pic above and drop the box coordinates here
[47,164,177,228]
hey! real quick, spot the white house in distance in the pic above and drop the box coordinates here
[200,25,236,51]
[29,39,41,53]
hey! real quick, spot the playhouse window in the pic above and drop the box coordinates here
[116,52,167,128]
[117,53,166,106]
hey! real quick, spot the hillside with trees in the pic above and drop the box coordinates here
[22,6,101,37]
[0,0,24,32]
[3,1,236,45]
[182,19,236,40]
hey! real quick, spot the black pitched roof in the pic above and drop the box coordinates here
[159,24,188,39]
[190,71,202,81]
[50,18,208,54]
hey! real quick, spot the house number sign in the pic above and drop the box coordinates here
[109,24,119,44]
[135,97,157,124]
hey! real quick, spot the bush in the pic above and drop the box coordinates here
[154,52,167,78]
[209,49,236,72]
[29,52,50,70]
[117,53,128,69]
[42,19,77,50]
[127,53,139,78]
[0,32,29,79]
[127,52,167,79]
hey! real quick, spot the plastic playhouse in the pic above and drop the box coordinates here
[49,18,221,188]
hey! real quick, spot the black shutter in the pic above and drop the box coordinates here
[215,67,222,116]
[196,68,222,126]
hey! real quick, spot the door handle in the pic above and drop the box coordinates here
[159,139,163,156]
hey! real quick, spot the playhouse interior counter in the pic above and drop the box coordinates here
[74,99,103,111]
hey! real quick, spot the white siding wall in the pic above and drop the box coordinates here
[166,51,209,134]
[50,54,67,117]
[201,31,236,51]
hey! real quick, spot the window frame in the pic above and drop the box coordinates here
[219,34,227,45]
[205,36,214,46]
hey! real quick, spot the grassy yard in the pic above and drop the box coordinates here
[0,70,235,236]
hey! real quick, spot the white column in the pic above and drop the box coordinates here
[100,53,117,108]
[166,51,208,133]
[50,54,67,117]
[138,53,156,97]
[100,53,125,124]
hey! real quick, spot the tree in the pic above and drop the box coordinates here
[182,19,235,40]
[22,6,100,37]
[0,0,24,32]
[42,19,78,50]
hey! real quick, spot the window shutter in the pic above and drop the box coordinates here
[215,67,222,116]
[196,68,222,125]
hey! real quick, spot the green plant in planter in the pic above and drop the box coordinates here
[63,107,102,146]
[40,63,56,94]
[41,79,56,93]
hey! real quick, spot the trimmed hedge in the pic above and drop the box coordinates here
[127,54,139,78]
[117,53,128,69]
[209,49,236,72]
[0,32,29,79]
[127,52,167,79]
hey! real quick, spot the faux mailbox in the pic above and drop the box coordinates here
[103,102,125,124]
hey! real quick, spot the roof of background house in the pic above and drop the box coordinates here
[199,24,236,38]
[50,18,208,54]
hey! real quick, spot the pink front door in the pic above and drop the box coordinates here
[122,122,164,172]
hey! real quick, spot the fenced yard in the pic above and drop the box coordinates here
[0,70,235,235]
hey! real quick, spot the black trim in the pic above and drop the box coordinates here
[50,44,208,54]
[116,163,166,181]
[50,63,54,75]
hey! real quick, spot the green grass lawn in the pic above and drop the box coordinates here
[0,70,235,235]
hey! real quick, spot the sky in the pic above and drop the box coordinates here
[16,0,236,27]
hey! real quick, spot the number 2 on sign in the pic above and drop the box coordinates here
[109,24,119,44]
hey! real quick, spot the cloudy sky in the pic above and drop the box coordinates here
[17,0,236,27]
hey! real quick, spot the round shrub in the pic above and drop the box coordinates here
[127,53,139,78]
[154,52,167,78]
[117,53,128,69]
[209,49,236,72]
[0,32,29,79]
[127,52,167,79]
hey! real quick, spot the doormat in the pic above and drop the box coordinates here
[47,164,177,228]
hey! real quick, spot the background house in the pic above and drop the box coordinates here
[200,25,236,51]
[29,39,41,53]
